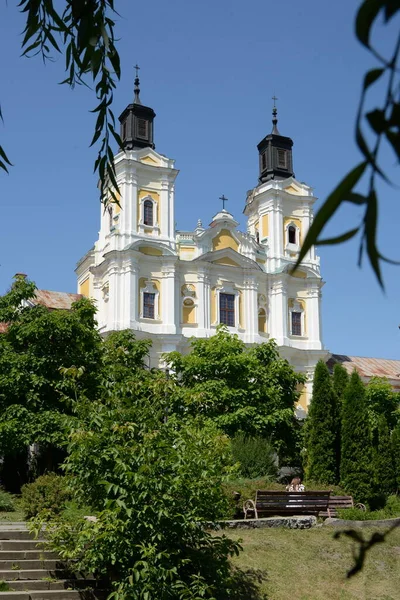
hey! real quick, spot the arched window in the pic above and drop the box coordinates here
[288,225,296,245]
[143,199,153,226]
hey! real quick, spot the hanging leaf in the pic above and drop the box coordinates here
[317,228,360,246]
[293,161,367,271]
[355,0,382,47]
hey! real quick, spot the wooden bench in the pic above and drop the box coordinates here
[243,490,331,519]
[319,495,366,518]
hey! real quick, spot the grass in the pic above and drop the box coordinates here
[226,525,400,600]
[0,495,25,522]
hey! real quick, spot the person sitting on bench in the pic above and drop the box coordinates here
[286,477,305,492]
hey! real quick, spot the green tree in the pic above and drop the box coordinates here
[43,391,247,600]
[372,415,396,502]
[340,370,374,504]
[166,326,305,462]
[304,361,337,484]
[391,421,400,494]
[332,363,349,404]
[366,377,399,430]
[332,363,350,479]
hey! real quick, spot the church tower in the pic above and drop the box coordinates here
[76,86,326,413]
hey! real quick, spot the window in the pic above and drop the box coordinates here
[108,206,113,230]
[220,293,235,327]
[277,149,287,169]
[143,199,153,226]
[261,152,267,170]
[122,122,127,139]
[137,118,149,140]
[288,225,296,244]
[291,311,302,336]
[143,292,155,319]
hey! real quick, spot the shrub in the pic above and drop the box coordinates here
[21,473,70,519]
[337,495,400,521]
[340,370,374,504]
[41,408,245,599]
[304,361,338,484]
[231,434,278,480]
[0,488,14,512]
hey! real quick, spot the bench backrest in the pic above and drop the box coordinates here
[327,496,354,509]
[254,490,331,515]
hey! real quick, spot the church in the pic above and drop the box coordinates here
[76,73,327,413]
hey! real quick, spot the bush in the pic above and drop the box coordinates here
[21,473,70,519]
[231,434,278,480]
[0,488,15,512]
[337,495,400,521]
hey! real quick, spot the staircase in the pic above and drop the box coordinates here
[0,523,104,600]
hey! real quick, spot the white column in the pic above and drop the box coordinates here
[243,276,258,342]
[107,261,120,331]
[269,279,287,345]
[306,287,322,349]
[161,264,176,334]
[196,271,206,333]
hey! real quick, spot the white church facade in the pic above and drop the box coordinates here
[76,74,327,413]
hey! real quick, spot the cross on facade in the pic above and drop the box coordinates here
[219,194,228,210]
[134,64,140,78]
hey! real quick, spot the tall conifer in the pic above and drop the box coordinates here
[391,422,400,493]
[305,360,336,484]
[373,415,396,500]
[340,370,373,503]
[332,363,349,481]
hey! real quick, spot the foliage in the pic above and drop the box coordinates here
[39,396,247,600]
[230,434,278,480]
[392,420,400,493]
[372,415,396,503]
[304,361,338,484]
[332,363,349,404]
[332,363,349,478]
[295,1,400,287]
[1,0,123,204]
[0,582,11,592]
[0,488,14,512]
[340,370,374,504]
[166,327,305,461]
[337,495,400,521]
[21,473,71,519]
[366,377,399,430]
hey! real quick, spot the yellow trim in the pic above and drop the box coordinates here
[239,291,244,328]
[285,184,303,196]
[261,214,268,238]
[284,217,302,245]
[138,246,163,256]
[291,269,307,279]
[182,305,196,324]
[211,287,217,324]
[138,189,160,229]
[140,155,159,166]
[258,308,267,333]
[256,258,266,265]
[79,276,90,298]
[212,229,239,252]
[296,384,308,411]
[213,256,240,267]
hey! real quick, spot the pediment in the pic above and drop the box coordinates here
[282,176,312,196]
[127,240,176,256]
[194,248,261,270]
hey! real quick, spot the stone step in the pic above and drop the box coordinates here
[0,570,69,581]
[0,561,64,571]
[0,553,58,561]
[0,591,98,600]
[0,533,34,542]
[3,582,68,592]
[0,543,47,552]
[4,581,101,592]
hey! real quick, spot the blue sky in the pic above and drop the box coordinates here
[0,0,399,359]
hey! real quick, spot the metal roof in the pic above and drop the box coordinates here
[33,289,82,310]
[328,354,400,390]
